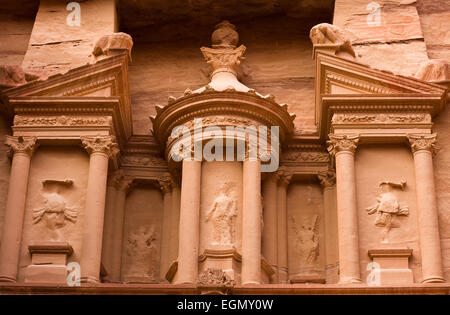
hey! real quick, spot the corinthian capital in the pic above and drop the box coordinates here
[5,136,38,156]
[157,175,174,194]
[276,166,293,187]
[327,134,359,155]
[81,136,119,157]
[408,134,438,154]
[317,169,336,189]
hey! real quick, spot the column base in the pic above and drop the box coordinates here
[0,276,16,282]
[422,276,445,284]
[338,277,362,284]
[81,276,100,284]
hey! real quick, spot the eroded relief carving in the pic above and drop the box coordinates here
[366,181,409,243]
[126,225,158,280]
[198,268,234,287]
[206,182,237,246]
[291,215,320,267]
[32,180,77,240]
[309,23,355,57]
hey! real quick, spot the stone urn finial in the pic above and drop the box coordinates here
[211,20,239,49]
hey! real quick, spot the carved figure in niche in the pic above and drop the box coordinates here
[366,181,409,243]
[291,215,320,267]
[126,225,158,280]
[206,182,237,246]
[32,180,77,240]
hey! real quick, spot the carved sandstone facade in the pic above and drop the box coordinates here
[0,0,449,294]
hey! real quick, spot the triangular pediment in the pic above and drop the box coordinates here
[3,53,130,100]
[315,51,445,97]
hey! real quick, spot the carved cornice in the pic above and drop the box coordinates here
[5,135,38,156]
[81,136,119,157]
[408,134,438,154]
[327,134,359,155]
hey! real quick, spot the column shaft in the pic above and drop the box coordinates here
[159,178,172,282]
[101,177,118,280]
[242,159,262,284]
[0,152,33,282]
[80,135,117,283]
[110,180,131,282]
[335,151,361,283]
[176,160,201,284]
[276,181,288,283]
[170,184,181,265]
[262,174,278,283]
[411,146,444,283]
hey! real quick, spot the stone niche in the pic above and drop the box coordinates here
[18,146,89,282]
[355,144,420,284]
[121,185,163,283]
[287,180,326,283]
[199,161,243,283]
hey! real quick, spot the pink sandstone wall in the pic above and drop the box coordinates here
[432,107,450,281]
[128,16,321,135]
[0,118,11,254]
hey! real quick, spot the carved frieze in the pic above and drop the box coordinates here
[14,115,111,127]
[331,113,431,124]
[120,155,167,167]
[282,151,330,163]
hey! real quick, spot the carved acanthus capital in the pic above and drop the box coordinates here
[81,136,119,158]
[5,136,38,157]
[317,169,336,189]
[200,21,246,76]
[276,167,293,187]
[157,175,174,194]
[408,134,438,154]
[116,177,134,193]
[327,134,359,155]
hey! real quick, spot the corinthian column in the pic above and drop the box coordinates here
[158,175,173,282]
[318,169,339,283]
[327,134,361,283]
[276,167,292,284]
[262,173,278,283]
[408,134,444,283]
[0,136,38,282]
[110,176,133,282]
[80,136,118,283]
[242,157,262,285]
[176,159,201,284]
